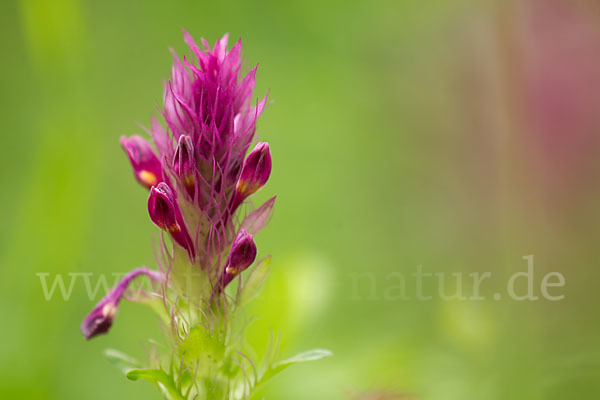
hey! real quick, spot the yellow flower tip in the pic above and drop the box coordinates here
[225,266,240,275]
[138,170,158,187]
[236,179,259,197]
[102,302,117,319]
[184,173,195,189]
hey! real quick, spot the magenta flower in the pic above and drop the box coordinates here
[83,31,274,339]
[232,142,272,211]
[114,31,271,262]
[80,31,331,397]
[237,142,272,196]
[81,268,164,340]
[220,229,257,287]
[147,182,195,258]
[120,135,164,189]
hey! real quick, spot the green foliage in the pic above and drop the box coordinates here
[126,368,185,400]
[101,285,332,399]
[103,348,140,374]
[256,349,333,389]
[104,350,186,399]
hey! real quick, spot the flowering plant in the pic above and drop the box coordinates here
[81,32,330,399]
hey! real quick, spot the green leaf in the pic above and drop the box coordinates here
[257,348,332,387]
[238,256,271,306]
[105,350,186,399]
[103,348,140,375]
[126,368,185,400]
[273,348,333,368]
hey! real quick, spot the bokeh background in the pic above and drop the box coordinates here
[1,0,600,398]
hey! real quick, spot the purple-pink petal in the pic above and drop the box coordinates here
[81,268,164,340]
[120,135,164,190]
[236,142,272,195]
[220,229,257,288]
[173,135,196,200]
[148,183,195,258]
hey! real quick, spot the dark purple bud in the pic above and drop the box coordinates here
[81,268,164,340]
[81,297,116,340]
[148,183,195,258]
[173,135,196,199]
[226,229,257,274]
[120,135,164,190]
[221,229,257,288]
[236,142,272,198]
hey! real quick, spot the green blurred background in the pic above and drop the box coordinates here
[1,0,600,398]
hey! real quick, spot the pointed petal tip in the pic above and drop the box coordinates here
[221,32,230,44]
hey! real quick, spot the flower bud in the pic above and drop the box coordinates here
[173,135,196,199]
[236,142,272,198]
[226,229,257,274]
[220,229,257,288]
[81,298,117,340]
[120,135,164,190]
[148,183,195,257]
[81,268,164,340]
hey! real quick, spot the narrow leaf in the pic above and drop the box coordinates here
[103,348,140,375]
[257,348,332,387]
[238,256,271,306]
[126,368,185,400]
[274,349,333,368]
[241,196,276,235]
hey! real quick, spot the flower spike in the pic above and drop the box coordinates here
[80,33,314,396]
[81,268,164,340]
[120,135,164,189]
